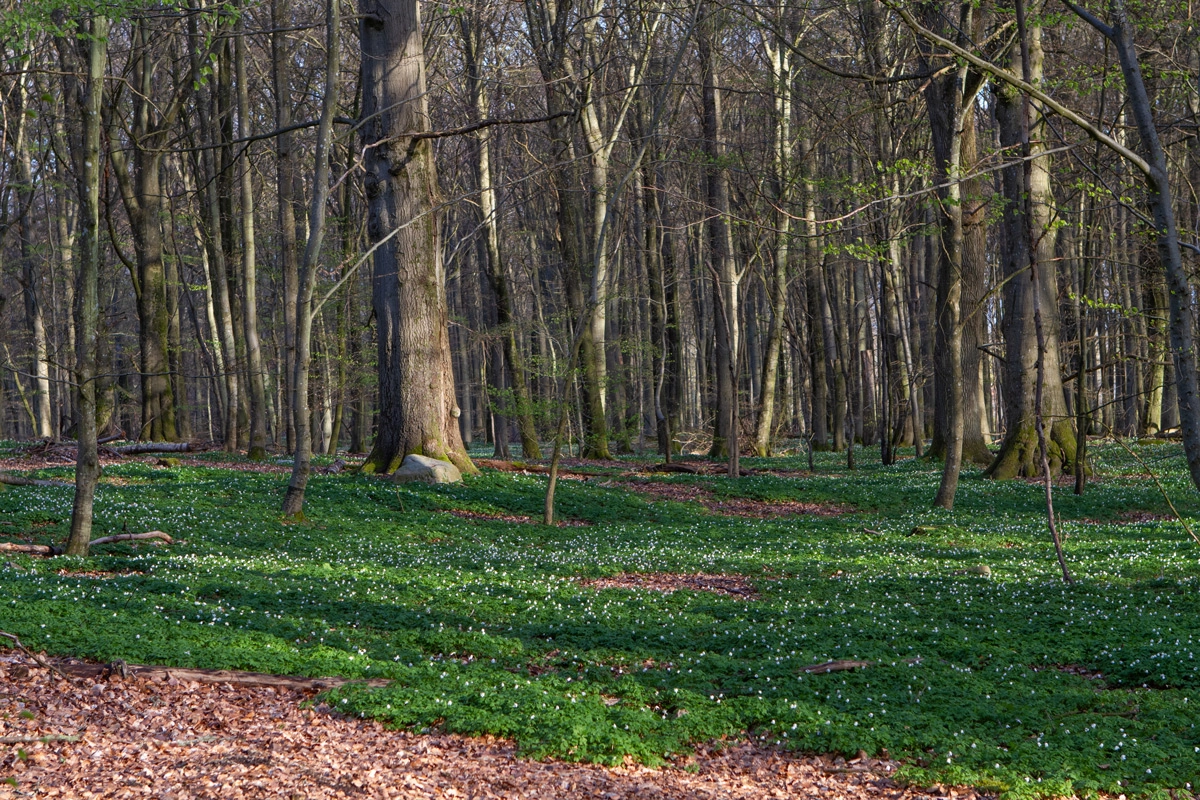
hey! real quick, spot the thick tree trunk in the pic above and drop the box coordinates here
[987,26,1076,480]
[359,0,474,476]
[105,21,179,443]
[921,3,986,467]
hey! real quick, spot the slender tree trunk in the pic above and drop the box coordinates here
[754,29,792,457]
[65,14,109,557]
[282,0,340,518]
[237,9,268,459]
[13,72,53,439]
[273,0,300,453]
[700,4,740,467]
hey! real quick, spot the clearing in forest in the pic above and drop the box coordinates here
[1,442,1199,799]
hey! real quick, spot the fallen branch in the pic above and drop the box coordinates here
[97,429,126,445]
[0,734,81,744]
[87,531,174,547]
[113,442,191,456]
[802,659,872,674]
[0,473,72,488]
[51,660,391,691]
[0,531,176,556]
[0,631,76,683]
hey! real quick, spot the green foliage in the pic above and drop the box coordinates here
[1,445,1199,797]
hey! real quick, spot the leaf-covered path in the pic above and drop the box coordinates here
[0,651,974,800]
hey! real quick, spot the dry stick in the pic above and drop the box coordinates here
[0,734,81,744]
[0,542,57,555]
[0,632,76,683]
[51,661,391,691]
[1105,430,1200,545]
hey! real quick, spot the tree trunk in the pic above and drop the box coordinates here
[282,0,340,518]
[359,0,475,476]
[754,29,792,458]
[237,10,268,460]
[987,25,1076,479]
[64,14,109,557]
[700,4,740,468]
[461,13,540,459]
[273,0,300,453]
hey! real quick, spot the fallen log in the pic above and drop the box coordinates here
[113,442,191,456]
[0,473,72,488]
[0,542,58,555]
[0,530,175,556]
[646,462,701,475]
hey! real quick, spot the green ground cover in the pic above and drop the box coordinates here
[1,442,1199,798]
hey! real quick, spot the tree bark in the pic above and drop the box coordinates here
[63,14,109,557]
[987,25,1077,479]
[699,3,741,468]
[359,0,475,476]
[461,12,540,459]
[237,8,269,460]
[282,0,341,518]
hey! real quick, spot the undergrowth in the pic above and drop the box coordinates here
[0,443,1198,798]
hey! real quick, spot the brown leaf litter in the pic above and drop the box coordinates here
[619,480,846,518]
[577,572,760,599]
[0,650,994,800]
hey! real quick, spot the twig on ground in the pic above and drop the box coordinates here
[0,734,81,744]
[0,632,76,683]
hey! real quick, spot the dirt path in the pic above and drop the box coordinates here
[0,652,990,800]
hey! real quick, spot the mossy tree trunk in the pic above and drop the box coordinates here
[987,26,1076,480]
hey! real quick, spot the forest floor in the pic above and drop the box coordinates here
[1,441,1199,798]
[0,648,951,799]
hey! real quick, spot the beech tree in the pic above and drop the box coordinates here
[358,0,474,475]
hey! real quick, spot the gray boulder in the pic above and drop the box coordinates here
[392,454,463,484]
